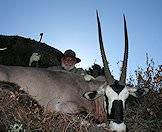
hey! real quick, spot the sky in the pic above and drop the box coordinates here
[0,0,162,79]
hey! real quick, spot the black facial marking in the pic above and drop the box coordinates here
[87,91,97,99]
[104,94,109,118]
[109,100,124,124]
[110,80,125,94]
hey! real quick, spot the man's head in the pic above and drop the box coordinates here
[61,49,81,71]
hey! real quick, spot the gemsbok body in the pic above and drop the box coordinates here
[83,11,136,132]
[0,65,103,114]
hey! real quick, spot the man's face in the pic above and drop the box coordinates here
[61,56,77,71]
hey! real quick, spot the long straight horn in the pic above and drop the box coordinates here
[96,10,115,85]
[119,15,129,85]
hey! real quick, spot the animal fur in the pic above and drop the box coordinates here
[0,65,103,115]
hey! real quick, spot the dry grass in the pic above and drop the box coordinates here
[125,90,162,132]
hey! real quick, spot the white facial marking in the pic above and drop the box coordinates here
[105,86,129,114]
[109,121,126,132]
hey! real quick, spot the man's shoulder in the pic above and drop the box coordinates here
[47,65,63,71]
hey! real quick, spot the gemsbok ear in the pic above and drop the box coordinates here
[83,82,106,100]
[127,86,137,92]
[126,86,137,97]
[127,86,150,97]
[83,91,101,100]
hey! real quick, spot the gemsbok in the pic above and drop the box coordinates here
[83,11,137,132]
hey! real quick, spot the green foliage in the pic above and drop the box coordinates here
[86,63,105,78]
[128,53,162,92]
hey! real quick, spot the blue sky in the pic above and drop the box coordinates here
[0,0,162,79]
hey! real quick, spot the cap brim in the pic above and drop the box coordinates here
[76,58,81,63]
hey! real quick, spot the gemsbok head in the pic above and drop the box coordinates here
[83,11,137,132]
